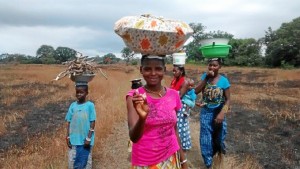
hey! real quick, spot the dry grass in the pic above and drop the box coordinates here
[0,65,72,168]
[180,65,300,121]
[1,64,299,168]
[2,131,68,169]
[0,64,140,169]
[218,154,262,169]
[0,110,26,135]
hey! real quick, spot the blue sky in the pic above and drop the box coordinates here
[0,0,299,57]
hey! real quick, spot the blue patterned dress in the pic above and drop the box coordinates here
[177,103,192,150]
[199,73,230,168]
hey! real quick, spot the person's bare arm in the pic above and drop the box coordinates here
[215,88,231,123]
[194,79,207,94]
[179,80,189,98]
[87,121,95,138]
[66,122,71,148]
[223,88,231,108]
[175,125,188,169]
[127,93,149,143]
[84,121,95,147]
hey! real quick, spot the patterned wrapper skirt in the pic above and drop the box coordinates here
[177,103,192,150]
[200,106,227,168]
[131,153,181,169]
[68,145,92,169]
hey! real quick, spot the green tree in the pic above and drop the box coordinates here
[103,53,119,64]
[184,23,206,61]
[0,53,9,62]
[121,47,134,65]
[227,38,263,66]
[36,45,56,64]
[206,30,234,39]
[54,47,77,63]
[184,23,234,62]
[0,54,42,64]
[264,17,300,67]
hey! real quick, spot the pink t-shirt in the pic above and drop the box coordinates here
[127,87,182,166]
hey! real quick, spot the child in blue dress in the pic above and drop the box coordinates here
[195,58,231,169]
[65,82,96,169]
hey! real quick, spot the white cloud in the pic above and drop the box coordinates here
[0,25,108,56]
[0,0,299,56]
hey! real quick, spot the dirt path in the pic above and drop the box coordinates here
[94,121,131,168]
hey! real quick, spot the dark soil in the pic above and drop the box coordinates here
[0,83,72,157]
[226,106,299,169]
[255,98,300,116]
[277,80,300,88]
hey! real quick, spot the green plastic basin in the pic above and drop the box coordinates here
[199,45,231,58]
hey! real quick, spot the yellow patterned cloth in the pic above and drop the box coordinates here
[131,153,180,169]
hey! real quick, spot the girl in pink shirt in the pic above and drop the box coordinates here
[126,55,188,169]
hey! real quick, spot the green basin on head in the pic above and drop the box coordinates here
[199,44,231,58]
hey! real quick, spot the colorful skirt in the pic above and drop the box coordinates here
[68,145,92,169]
[131,153,180,169]
[177,103,192,150]
[200,107,227,168]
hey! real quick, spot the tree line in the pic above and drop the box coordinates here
[0,45,121,65]
[183,17,300,68]
[1,16,299,68]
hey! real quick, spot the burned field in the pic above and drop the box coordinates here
[0,82,72,157]
[0,64,299,168]
[184,67,300,169]
[0,64,137,169]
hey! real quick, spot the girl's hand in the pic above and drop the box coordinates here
[215,111,225,124]
[132,90,149,120]
[207,70,215,77]
[84,139,91,149]
[181,162,188,169]
[196,102,206,107]
[66,137,72,149]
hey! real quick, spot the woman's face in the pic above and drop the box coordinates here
[208,60,221,74]
[172,66,182,78]
[140,59,165,86]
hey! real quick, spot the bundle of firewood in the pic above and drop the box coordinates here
[53,52,107,81]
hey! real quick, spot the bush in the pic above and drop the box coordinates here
[280,61,294,69]
[131,60,138,65]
